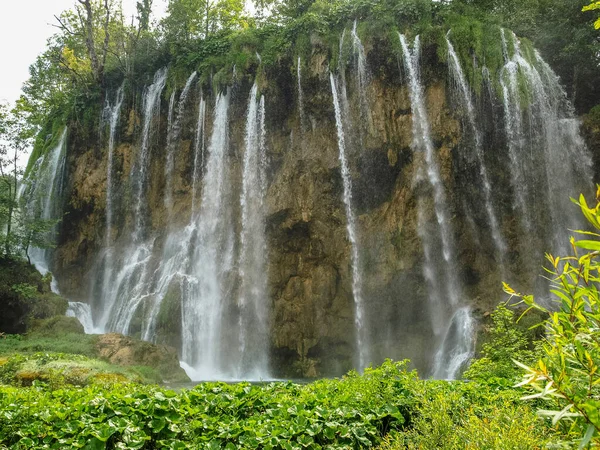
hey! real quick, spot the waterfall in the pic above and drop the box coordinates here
[399,33,473,379]
[446,36,507,273]
[164,91,176,213]
[165,72,198,216]
[432,307,476,380]
[237,83,270,378]
[98,67,167,332]
[191,94,207,212]
[131,67,168,243]
[98,84,125,325]
[27,129,68,285]
[66,302,99,334]
[104,84,125,250]
[297,56,307,134]
[351,20,371,132]
[500,33,592,258]
[330,72,369,371]
[181,91,236,379]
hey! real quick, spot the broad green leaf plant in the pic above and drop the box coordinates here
[506,188,600,448]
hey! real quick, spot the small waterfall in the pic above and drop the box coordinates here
[400,33,472,379]
[27,129,68,283]
[181,91,235,378]
[237,83,270,378]
[164,91,176,213]
[98,84,125,324]
[330,72,369,371]
[297,56,307,134]
[351,20,371,131]
[191,94,207,212]
[66,302,100,334]
[165,72,198,216]
[131,67,168,243]
[432,307,475,380]
[104,84,125,249]
[446,36,507,273]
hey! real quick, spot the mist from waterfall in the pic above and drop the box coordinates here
[399,33,473,380]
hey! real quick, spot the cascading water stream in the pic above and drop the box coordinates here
[98,84,125,325]
[399,33,473,380]
[104,84,125,250]
[297,56,307,134]
[446,36,507,273]
[165,72,198,216]
[351,20,371,134]
[27,129,68,284]
[499,31,592,258]
[164,91,176,213]
[66,302,99,334]
[237,83,270,378]
[191,94,207,212]
[131,67,168,243]
[330,72,369,371]
[181,91,236,379]
[432,307,476,380]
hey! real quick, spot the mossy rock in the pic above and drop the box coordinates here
[95,333,189,383]
[28,294,69,322]
[1,352,164,387]
[28,316,85,336]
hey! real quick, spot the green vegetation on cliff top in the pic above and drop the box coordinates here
[10,0,598,173]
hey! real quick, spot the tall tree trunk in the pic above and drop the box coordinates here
[78,0,101,83]
[77,0,111,88]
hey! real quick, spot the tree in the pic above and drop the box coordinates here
[161,0,246,41]
[463,304,537,384]
[75,0,112,86]
[0,104,25,257]
[0,105,58,261]
[136,0,153,33]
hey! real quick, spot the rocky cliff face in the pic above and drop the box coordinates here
[45,35,595,378]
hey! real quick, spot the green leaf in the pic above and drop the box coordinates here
[579,424,596,449]
[575,240,600,251]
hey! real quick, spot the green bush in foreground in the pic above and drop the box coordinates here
[508,191,600,448]
[0,358,563,450]
[0,360,416,449]
[377,381,552,450]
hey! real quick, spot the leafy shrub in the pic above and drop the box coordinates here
[463,304,538,385]
[509,190,600,448]
[0,360,418,449]
[377,381,552,450]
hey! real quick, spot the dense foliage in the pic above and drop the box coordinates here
[504,190,600,448]
[0,360,555,450]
